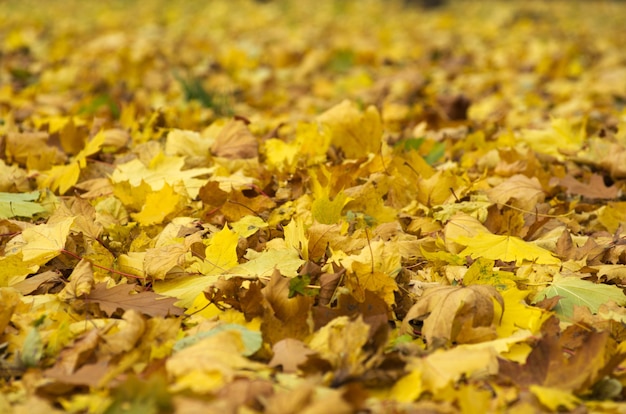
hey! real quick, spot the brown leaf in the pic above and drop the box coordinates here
[498,325,625,392]
[44,359,110,388]
[533,295,562,312]
[48,329,100,376]
[555,228,575,260]
[313,290,389,337]
[221,189,276,222]
[318,266,346,306]
[86,283,184,317]
[204,277,265,321]
[487,174,545,211]
[261,271,314,345]
[211,120,259,159]
[12,271,64,295]
[559,174,619,200]
[216,379,274,411]
[198,181,228,208]
[437,94,471,121]
[269,338,315,373]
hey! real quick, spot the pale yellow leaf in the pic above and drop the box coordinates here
[21,217,74,262]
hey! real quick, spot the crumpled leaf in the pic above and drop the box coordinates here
[498,325,624,393]
[308,315,370,377]
[261,271,314,346]
[57,258,94,301]
[401,284,504,346]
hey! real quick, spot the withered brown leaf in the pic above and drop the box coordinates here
[86,283,184,317]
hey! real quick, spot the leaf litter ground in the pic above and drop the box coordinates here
[1,0,626,412]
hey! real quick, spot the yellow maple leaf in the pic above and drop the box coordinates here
[112,179,152,211]
[392,345,498,401]
[308,316,370,377]
[454,232,561,265]
[228,247,304,278]
[311,190,352,225]
[230,215,268,238]
[131,183,183,226]
[498,287,550,337]
[530,385,581,411]
[39,130,105,194]
[20,217,74,262]
[520,117,586,160]
[348,263,398,305]
[153,275,220,309]
[110,152,212,199]
[166,329,267,394]
[401,284,503,346]
[263,122,331,173]
[283,217,309,261]
[144,244,188,280]
[190,226,239,276]
[317,100,383,159]
[40,163,80,195]
[165,129,213,166]
[417,169,469,207]
[486,174,545,212]
[0,255,43,286]
[340,240,402,279]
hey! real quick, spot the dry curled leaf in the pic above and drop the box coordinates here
[401,285,504,346]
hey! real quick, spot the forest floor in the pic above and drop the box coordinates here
[2,0,626,412]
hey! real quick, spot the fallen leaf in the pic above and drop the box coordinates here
[0,191,45,219]
[211,120,259,159]
[401,284,504,346]
[261,271,314,345]
[533,274,626,318]
[86,283,184,317]
[487,174,545,211]
[454,232,561,265]
[20,217,74,262]
[317,100,383,159]
[269,338,315,373]
[559,173,619,200]
[166,329,267,394]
